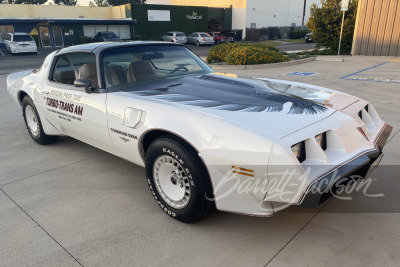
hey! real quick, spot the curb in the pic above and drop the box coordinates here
[315,56,344,62]
[209,57,316,70]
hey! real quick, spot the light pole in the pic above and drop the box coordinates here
[338,0,349,56]
[302,0,307,29]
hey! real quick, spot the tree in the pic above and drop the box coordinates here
[307,0,358,53]
[95,0,108,6]
[12,0,47,4]
[106,0,145,7]
[53,0,77,5]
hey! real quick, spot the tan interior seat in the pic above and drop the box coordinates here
[128,61,157,82]
[104,64,121,86]
[54,69,75,85]
[110,65,127,84]
[79,63,99,89]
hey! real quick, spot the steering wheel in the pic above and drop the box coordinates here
[172,66,189,73]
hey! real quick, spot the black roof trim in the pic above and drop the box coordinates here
[55,41,184,56]
[0,18,136,25]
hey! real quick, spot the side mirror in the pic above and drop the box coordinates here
[74,79,92,94]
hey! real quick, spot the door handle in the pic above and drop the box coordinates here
[42,91,49,94]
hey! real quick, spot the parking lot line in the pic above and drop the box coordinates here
[0,49,5,57]
[339,61,400,84]
[339,62,390,79]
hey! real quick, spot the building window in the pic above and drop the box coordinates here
[83,25,131,40]
[0,25,15,43]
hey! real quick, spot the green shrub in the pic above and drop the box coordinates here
[79,36,88,44]
[207,43,283,64]
[290,30,309,39]
[135,34,142,40]
[225,46,289,65]
[207,43,240,63]
[307,0,358,52]
[249,43,280,52]
[285,48,337,59]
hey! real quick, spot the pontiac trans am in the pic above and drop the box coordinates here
[7,42,392,222]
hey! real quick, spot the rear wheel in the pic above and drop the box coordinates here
[145,135,214,223]
[196,41,200,46]
[22,96,58,145]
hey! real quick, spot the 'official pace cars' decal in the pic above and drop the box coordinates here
[134,75,328,115]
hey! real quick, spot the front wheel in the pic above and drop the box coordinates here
[145,135,214,223]
[22,96,58,145]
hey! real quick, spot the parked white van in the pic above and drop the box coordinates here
[5,32,38,54]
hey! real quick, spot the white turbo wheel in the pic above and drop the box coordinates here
[153,155,191,209]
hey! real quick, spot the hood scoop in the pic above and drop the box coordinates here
[200,74,254,88]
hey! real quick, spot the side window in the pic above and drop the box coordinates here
[166,33,173,36]
[51,53,98,89]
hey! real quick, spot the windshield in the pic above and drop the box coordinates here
[13,35,33,42]
[176,33,185,37]
[102,45,213,90]
[103,32,118,38]
[200,33,210,37]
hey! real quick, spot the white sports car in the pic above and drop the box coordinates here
[7,42,392,223]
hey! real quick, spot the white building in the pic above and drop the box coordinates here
[146,0,320,37]
[246,0,320,29]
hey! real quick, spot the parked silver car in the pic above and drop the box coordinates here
[94,31,121,42]
[161,31,187,44]
[187,32,214,46]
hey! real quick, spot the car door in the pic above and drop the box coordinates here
[166,32,173,42]
[38,52,114,152]
[188,33,195,44]
[4,34,10,51]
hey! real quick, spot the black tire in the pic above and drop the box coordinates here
[196,41,200,46]
[216,40,220,45]
[145,135,214,223]
[22,96,59,145]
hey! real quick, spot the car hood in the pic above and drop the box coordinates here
[128,73,359,139]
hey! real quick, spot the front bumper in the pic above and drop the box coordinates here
[301,124,393,207]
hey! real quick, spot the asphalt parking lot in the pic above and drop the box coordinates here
[0,48,399,266]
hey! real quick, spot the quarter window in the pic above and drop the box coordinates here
[51,53,98,89]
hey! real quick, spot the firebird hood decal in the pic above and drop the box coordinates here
[133,74,328,115]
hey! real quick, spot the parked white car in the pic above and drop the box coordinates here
[187,32,214,46]
[7,42,392,223]
[161,31,187,44]
[4,32,38,54]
